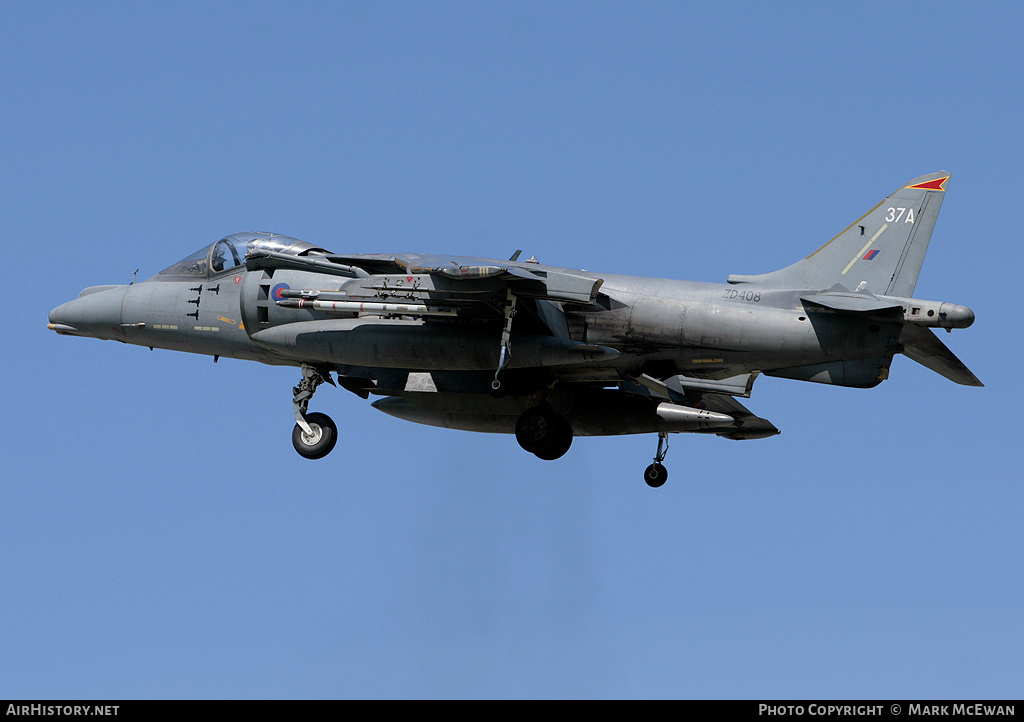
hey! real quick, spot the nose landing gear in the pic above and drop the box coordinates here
[291,364,338,460]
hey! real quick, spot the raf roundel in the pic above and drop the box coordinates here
[271,283,291,302]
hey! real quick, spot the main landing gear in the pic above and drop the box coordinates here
[643,432,670,488]
[515,405,573,461]
[291,364,338,459]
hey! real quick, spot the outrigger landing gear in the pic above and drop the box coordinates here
[643,432,669,487]
[291,364,338,459]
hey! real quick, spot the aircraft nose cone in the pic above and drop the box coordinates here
[48,285,129,339]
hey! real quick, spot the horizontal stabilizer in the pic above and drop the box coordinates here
[900,324,983,387]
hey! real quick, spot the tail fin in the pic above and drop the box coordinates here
[728,172,950,295]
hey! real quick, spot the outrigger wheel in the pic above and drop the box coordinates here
[644,462,668,488]
[644,432,670,487]
[292,412,338,459]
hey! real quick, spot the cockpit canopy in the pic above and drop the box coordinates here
[154,232,328,279]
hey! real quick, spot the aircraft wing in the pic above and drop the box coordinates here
[398,260,604,304]
[696,393,780,440]
[622,373,780,440]
[246,249,604,305]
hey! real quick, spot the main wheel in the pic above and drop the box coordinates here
[644,462,668,488]
[515,406,566,454]
[515,406,553,453]
[292,412,338,459]
[533,416,573,460]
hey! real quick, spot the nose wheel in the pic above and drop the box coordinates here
[644,432,670,487]
[291,364,338,459]
[292,411,338,459]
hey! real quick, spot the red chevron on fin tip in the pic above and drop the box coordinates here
[906,176,949,191]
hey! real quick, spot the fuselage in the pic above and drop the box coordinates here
[50,253,911,385]
[46,172,983,480]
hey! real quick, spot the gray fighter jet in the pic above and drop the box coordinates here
[49,172,980,486]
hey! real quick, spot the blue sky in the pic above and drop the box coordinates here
[3,1,1022,699]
